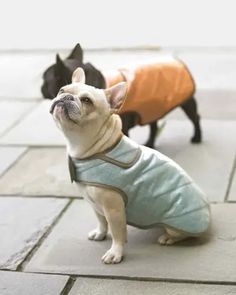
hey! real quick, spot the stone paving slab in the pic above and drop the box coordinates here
[69,277,236,295]
[0,100,37,136]
[228,160,236,201]
[0,148,79,197]
[130,119,236,202]
[1,50,236,100]
[25,200,236,283]
[166,89,236,121]
[0,95,234,147]
[0,51,172,100]
[2,50,236,97]
[0,147,27,176]
[0,197,69,270]
[178,51,236,90]
[0,53,54,100]
[0,100,64,146]
[157,120,236,202]
[0,119,234,202]
[0,271,68,295]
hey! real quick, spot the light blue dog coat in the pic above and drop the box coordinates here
[69,136,210,235]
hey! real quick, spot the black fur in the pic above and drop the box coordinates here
[42,43,202,147]
[41,44,105,98]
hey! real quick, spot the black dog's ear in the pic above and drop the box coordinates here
[55,54,72,85]
[67,43,83,62]
[56,53,64,66]
[55,54,66,74]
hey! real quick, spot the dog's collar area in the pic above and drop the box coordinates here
[68,136,141,183]
[68,155,77,183]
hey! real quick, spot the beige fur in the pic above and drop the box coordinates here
[50,67,187,264]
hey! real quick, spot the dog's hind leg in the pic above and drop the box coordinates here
[158,227,188,245]
[145,121,158,148]
[180,96,202,143]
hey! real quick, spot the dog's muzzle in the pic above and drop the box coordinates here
[49,94,75,114]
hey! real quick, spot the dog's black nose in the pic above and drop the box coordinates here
[64,94,75,101]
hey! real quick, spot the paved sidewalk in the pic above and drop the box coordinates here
[0,49,236,295]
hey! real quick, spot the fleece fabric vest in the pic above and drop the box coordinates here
[105,57,195,125]
[69,136,210,235]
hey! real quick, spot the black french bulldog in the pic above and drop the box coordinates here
[42,43,202,148]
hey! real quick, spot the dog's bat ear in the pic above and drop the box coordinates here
[55,53,67,74]
[105,82,128,112]
[56,53,63,65]
[68,43,83,63]
[72,67,86,84]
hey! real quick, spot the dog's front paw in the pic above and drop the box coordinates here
[88,229,106,241]
[101,246,123,264]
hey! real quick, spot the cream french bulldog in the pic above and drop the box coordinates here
[50,67,210,264]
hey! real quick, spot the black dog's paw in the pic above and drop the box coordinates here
[191,134,202,144]
[144,140,155,148]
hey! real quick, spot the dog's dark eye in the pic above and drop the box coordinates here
[81,97,92,104]
[59,88,64,94]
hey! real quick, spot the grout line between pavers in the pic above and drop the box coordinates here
[60,276,77,295]
[224,154,236,202]
[0,143,65,147]
[16,199,74,272]
[0,97,42,102]
[19,270,236,287]
[70,274,236,287]
[0,268,67,278]
[225,200,236,203]
[0,194,83,200]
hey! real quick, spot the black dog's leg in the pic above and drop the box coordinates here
[120,113,158,148]
[121,121,129,137]
[120,113,137,137]
[145,121,158,148]
[181,97,202,143]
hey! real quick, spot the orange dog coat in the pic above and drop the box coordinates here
[105,58,195,125]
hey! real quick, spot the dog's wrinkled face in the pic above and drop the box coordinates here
[42,43,105,99]
[50,67,127,133]
[50,81,109,130]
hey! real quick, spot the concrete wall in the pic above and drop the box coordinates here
[0,0,235,49]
